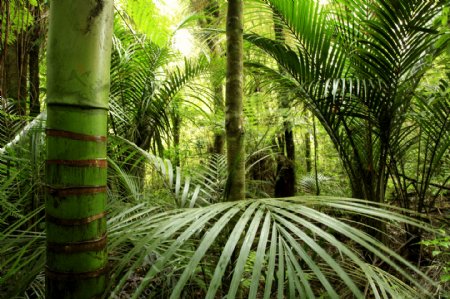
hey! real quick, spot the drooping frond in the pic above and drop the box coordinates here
[245,0,448,202]
[108,197,437,299]
[109,23,211,154]
[109,135,212,208]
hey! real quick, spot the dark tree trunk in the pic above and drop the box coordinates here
[29,5,41,117]
[305,132,311,173]
[313,116,320,195]
[212,84,225,155]
[274,124,296,197]
[274,154,295,197]
[173,111,181,166]
[0,36,28,151]
[273,18,296,198]
[3,36,28,116]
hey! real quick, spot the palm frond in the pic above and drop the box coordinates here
[111,197,437,298]
[110,23,211,154]
[109,135,211,208]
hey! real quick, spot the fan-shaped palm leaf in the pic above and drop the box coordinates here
[108,197,438,299]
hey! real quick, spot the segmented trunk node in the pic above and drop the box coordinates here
[45,1,113,298]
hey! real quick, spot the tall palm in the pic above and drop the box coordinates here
[45,0,114,297]
[225,0,245,201]
[244,0,447,206]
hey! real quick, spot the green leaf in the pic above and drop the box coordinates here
[432,250,442,257]
[441,274,450,283]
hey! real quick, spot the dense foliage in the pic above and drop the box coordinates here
[0,0,449,298]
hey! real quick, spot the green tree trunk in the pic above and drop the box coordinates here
[225,0,245,201]
[45,1,113,298]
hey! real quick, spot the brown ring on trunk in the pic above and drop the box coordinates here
[46,129,107,142]
[45,265,109,280]
[47,234,107,253]
[47,186,107,197]
[46,159,108,168]
[46,211,107,226]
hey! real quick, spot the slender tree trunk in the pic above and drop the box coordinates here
[0,34,28,152]
[3,36,28,116]
[274,127,296,197]
[305,132,312,173]
[173,107,181,167]
[29,4,41,117]
[312,116,320,195]
[28,3,43,224]
[225,0,245,201]
[224,3,245,291]
[207,19,225,156]
[273,19,295,197]
[212,84,225,155]
[196,0,225,155]
[45,1,113,298]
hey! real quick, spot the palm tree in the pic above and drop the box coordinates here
[225,0,245,201]
[389,73,450,260]
[109,20,209,187]
[45,0,114,297]
[245,0,447,207]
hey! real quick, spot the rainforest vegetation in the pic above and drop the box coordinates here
[0,0,449,298]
